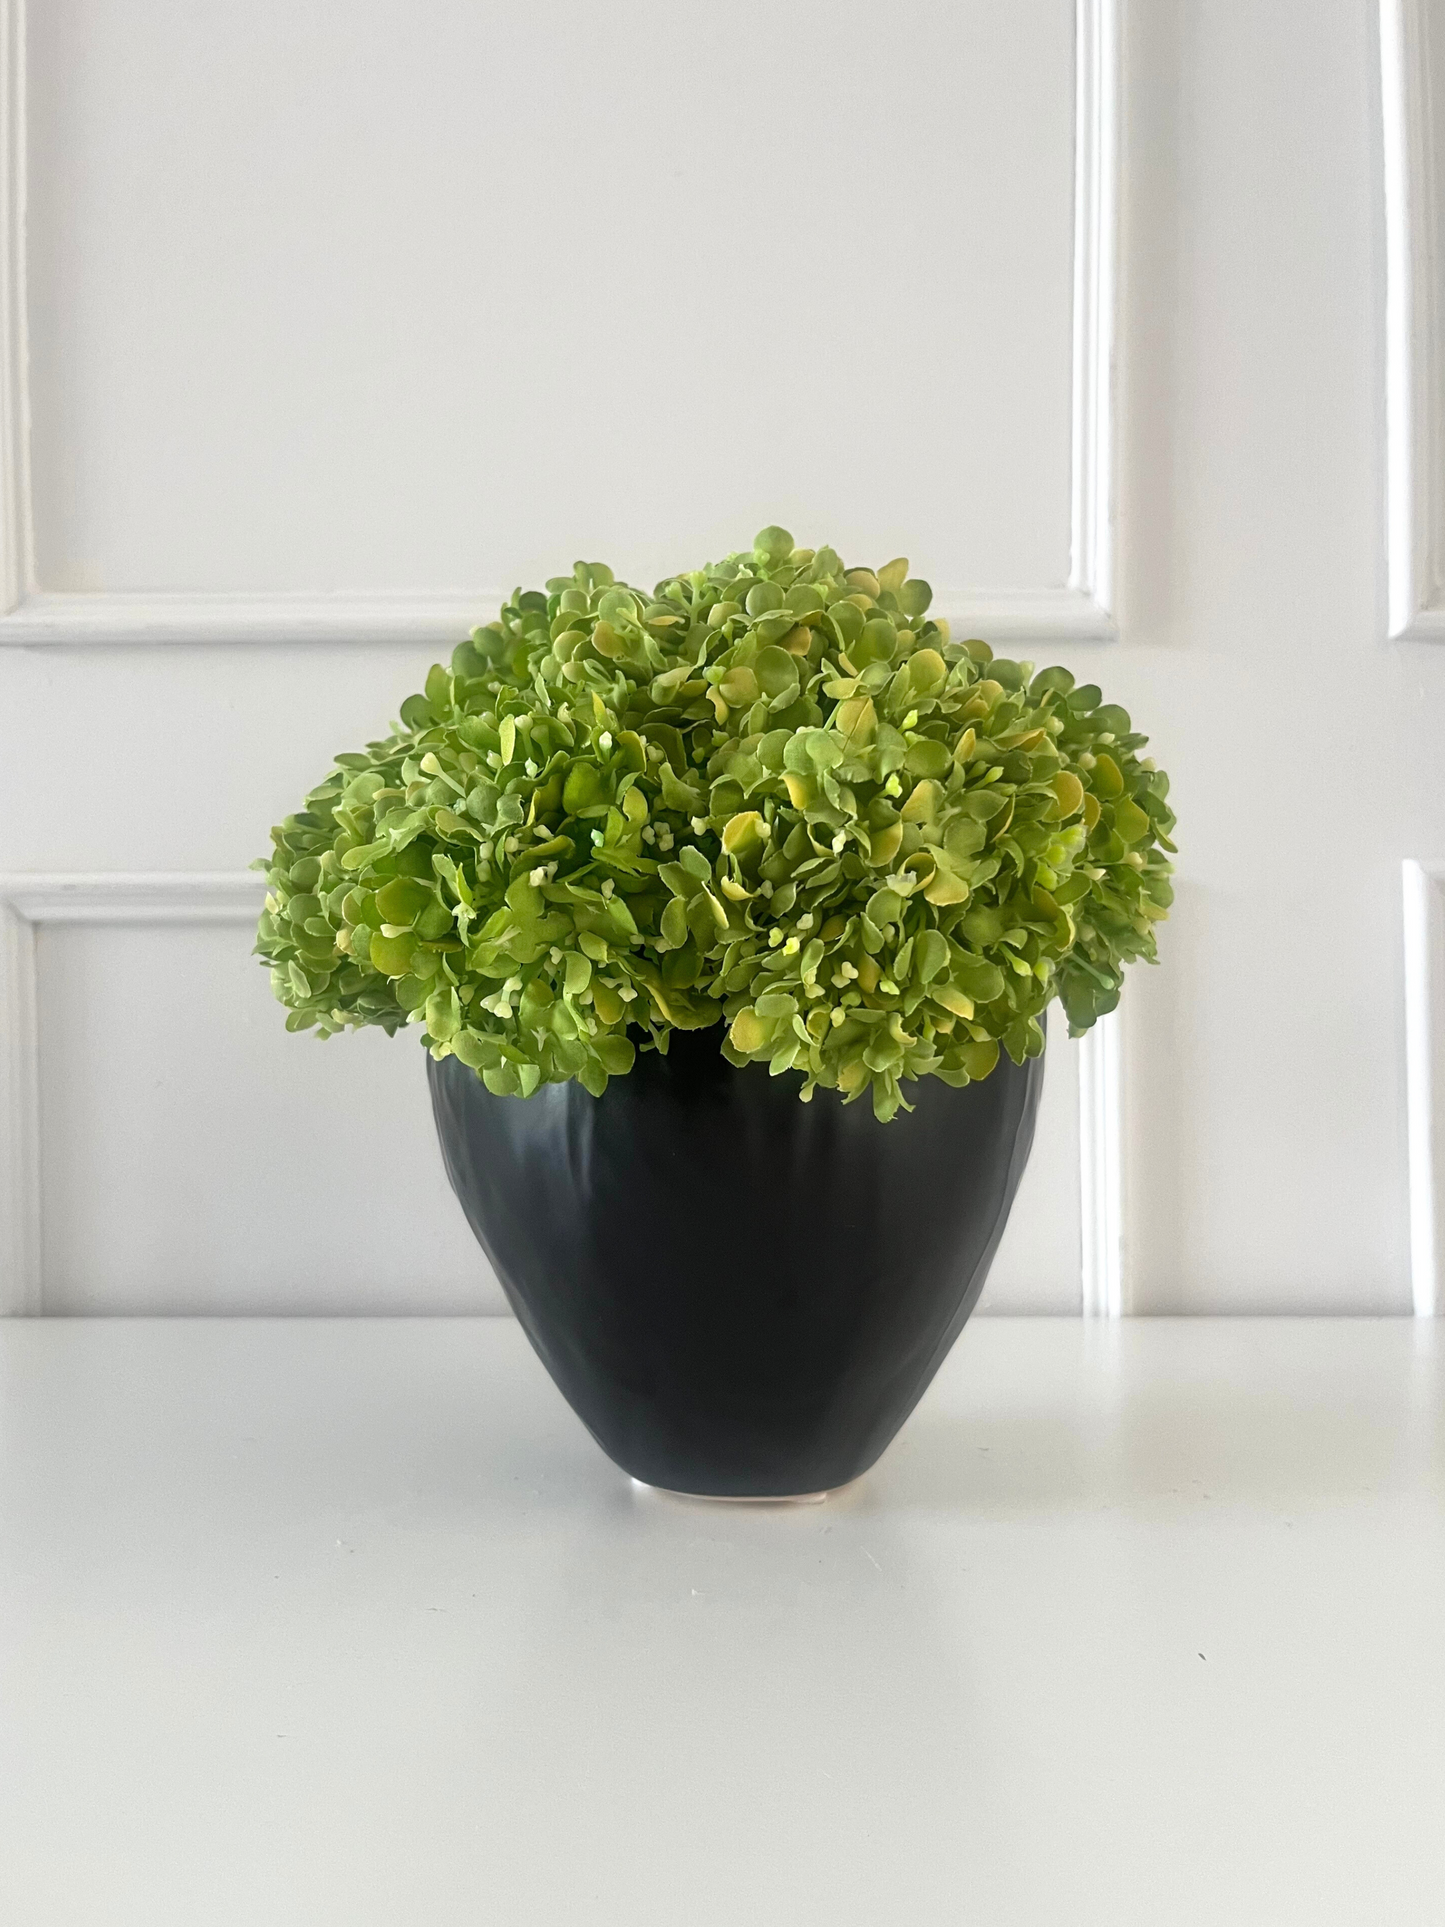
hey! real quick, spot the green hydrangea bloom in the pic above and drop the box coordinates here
[256,528,1175,1121]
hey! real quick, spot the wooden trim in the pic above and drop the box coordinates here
[1403,860,1445,1314]
[1069,0,1116,625]
[0,873,266,1313]
[0,584,1120,650]
[0,0,30,614]
[0,893,39,1312]
[1078,1009,1122,1316]
[0,2,1119,649]
[1382,0,1445,640]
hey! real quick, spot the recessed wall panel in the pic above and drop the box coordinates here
[27,0,1076,597]
[979,1012,1083,1314]
[37,922,503,1314]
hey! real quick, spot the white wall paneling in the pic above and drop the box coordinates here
[0,0,27,614]
[1068,0,1117,631]
[0,874,511,1316]
[37,1,1421,1322]
[0,879,38,1309]
[978,1009,1123,1318]
[980,1013,1082,1315]
[0,874,272,1313]
[1382,0,1445,639]
[1403,860,1445,1313]
[0,875,273,1314]
[1078,1012,1122,1317]
[6,2,1435,1316]
[0,0,1116,646]
[0,2,1123,1314]
[0,875,1119,1316]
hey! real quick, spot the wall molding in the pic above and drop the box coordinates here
[0,872,267,1313]
[1078,1010,1123,1316]
[0,585,1120,652]
[1382,0,1445,641]
[0,592,495,650]
[1403,860,1445,1314]
[0,0,30,615]
[1068,0,1116,632]
[0,0,1118,650]
[0,886,38,1312]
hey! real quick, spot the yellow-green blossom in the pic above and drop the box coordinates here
[256,528,1175,1121]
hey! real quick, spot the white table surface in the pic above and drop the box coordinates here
[2,1316,1442,1926]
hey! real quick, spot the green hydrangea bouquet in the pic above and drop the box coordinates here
[256,527,1175,1121]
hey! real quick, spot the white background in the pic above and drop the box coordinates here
[2,0,1443,1315]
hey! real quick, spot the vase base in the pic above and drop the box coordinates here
[630,1476,842,1506]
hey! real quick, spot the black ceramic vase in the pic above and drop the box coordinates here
[428,1030,1043,1499]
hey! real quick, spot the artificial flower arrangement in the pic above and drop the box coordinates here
[257,527,1174,1121]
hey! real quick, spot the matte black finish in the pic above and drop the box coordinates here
[428,1031,1043,1498]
